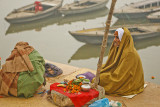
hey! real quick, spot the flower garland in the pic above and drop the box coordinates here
[64,79,83,93]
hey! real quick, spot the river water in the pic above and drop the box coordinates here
[0,0,159,84]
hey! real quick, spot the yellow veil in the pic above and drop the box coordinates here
[99,27,144,96]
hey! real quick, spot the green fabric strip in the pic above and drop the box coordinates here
[17,50,45,98]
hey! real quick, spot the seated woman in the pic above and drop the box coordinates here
[98,27,144,96]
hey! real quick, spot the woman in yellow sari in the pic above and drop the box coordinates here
[99,27,144,96]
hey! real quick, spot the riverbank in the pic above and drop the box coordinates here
[0,60,159,107]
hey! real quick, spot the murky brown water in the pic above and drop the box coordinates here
[0,0,159,84]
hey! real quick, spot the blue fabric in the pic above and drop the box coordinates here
[89,98,109,107]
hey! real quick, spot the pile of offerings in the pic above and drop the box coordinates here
[49,76,105,107]
[61,77,91,93]
[63,79,83,93]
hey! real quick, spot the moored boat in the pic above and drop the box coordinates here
[69,35,160,62]
[69,24,160,44]
[5,6,109,35]
[59,0,109,16]
[147,11,160,22]
[5,0,63,24]
[114,0,160,19]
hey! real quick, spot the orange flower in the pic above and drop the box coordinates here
[64,89,66,92]
[63,79,83,93]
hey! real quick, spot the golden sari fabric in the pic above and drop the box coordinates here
[99,27,144,96]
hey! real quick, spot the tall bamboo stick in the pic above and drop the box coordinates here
[94,0,117,88]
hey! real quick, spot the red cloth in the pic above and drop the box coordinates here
[50,83,99,107]
[34,1,40,5]
[34,1,43,12]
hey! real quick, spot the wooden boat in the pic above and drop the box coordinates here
[147,11,160,22]
[59,0,109,16]
[69,34,160,62]
[114,0,160,19]
[5,0,63,23]
[69,24,160,44]
[5,7,109,35]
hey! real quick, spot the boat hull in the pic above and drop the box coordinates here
[5,10,60,24]
[69,26,160,44]
[5,0,63,24]
[133,32,160,41]
[147,11,160,23]
[148,18,160,23]
[70,32,160,44]
[69,31,114,44]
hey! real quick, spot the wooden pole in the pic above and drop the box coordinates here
[94,0,117,88]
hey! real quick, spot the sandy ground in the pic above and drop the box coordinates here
[0,60,160,107]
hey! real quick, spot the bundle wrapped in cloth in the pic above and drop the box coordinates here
[0,41,45,98]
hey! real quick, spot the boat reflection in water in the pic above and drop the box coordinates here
[68,35,160,63]
[5,14,62,35]
[113,17,150,26]
[6,7,109,35]
[68,44,110,63]
[58,7,109,25]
